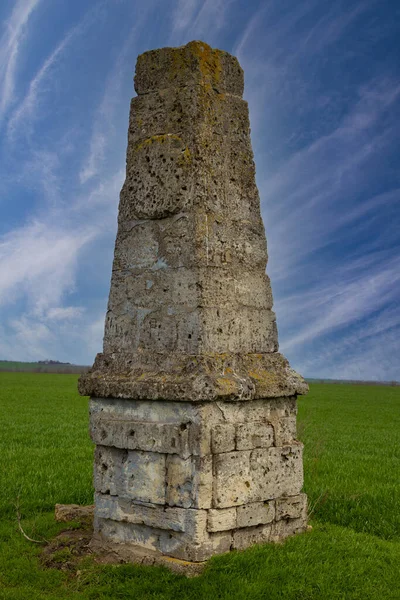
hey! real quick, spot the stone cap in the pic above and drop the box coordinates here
[78,351,308,401]
[134,40,244,96]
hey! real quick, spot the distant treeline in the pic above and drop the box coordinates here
[0,361,90,374]
[306,378,400,387]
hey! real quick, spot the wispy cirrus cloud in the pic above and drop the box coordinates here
[169,0,236,45]
[0,0,42,122]
[0,218,95,314]
[170,0,202,34]
[6,1,108,140]
[260,79,400,276]
[79,0,161,184]
[233,0,400,381]
[0,0,398,379]
[280,252,400,351]
[79,31,135,184]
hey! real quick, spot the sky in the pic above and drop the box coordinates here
[0,0,399,381]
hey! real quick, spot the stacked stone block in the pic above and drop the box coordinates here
[90,397,307,561]
[79,40,308,563]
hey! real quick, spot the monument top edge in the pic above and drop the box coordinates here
[134,40,244,96]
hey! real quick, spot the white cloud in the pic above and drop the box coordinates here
[169,0,236,45]
[7,1,107,140]
[46,306,84,321]
[0,0,41,121]
[280,253,400,353]
[0,0,397,379]
[0,218,95,314]
[80,0,159,184]
[171,0,202,33]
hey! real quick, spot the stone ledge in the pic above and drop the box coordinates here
[79,351,308,401]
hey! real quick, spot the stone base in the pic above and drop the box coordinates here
[90,396,307,562]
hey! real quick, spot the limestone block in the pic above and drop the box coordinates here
[207,508,237,532]
[158,509,209,561]
[165,455,192,508]
[270,517,307,542]
[195,268,273,311]
[273,416,298,446]
[158,534,205,562]
[213,451,252,508]
[232,524,271,551]
[120,451,166,504]
[188,421,211,457]
[208,531,233,556]
[94,446,120,496]
[95,493,211,537]
[275,494,307,521]
[55,504,94,523]
[128,86,201,151]
[80,352,308,401]
[107,268,199,312]
[201,307,278,353]
[111,221,159,272]
[236,422,274,450]
[250,445,304,500]
[96,493,180,531]
[133,41,244,96]
[194,216,268,271]
[90,397,198,425]
[119,133,195,221]
[211,424,236,453]
[213,398,297,424]
[166,455,213,509]
[91,418,191,457]
[269,397,297,419]
[162,529,232,562]
[236,501,275,528]
[97,518,160,552]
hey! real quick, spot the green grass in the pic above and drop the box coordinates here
[0,373,399,599]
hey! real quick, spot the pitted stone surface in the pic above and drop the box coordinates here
[236,422,274,450]
[79,39,308,402]
[236,501,275,528]
[91,398,307,559]
[80,351,308,400]
[275,493,307,521]
[80,40,308,562]
[133,41,244,95]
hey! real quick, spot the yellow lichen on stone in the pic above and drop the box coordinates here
[186,41,223,88]
[215,376,238,395]
[134,133,182,152]
[177,146,192,166]
[248,369,277,383]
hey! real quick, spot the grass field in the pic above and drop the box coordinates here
[0,373,399,599]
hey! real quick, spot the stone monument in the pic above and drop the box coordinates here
[79,40,308,565]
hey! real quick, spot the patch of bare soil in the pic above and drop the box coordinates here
[40,526,93,572]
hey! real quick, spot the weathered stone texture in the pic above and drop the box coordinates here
[236,501,275,528]
[87,395,307,560]
[79,40,308,563]
[78,38,308,402]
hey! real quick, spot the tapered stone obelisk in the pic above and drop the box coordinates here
[79,41,308,565]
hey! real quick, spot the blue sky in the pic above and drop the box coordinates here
[0,0,399,381]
